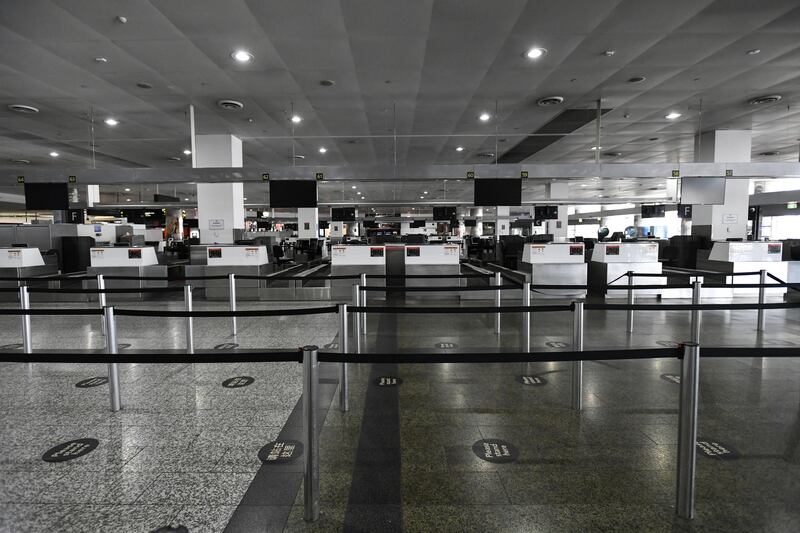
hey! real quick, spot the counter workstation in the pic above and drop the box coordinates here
[330,244,386,300]
[85,246,167,301]
[589,241,665,298]
[0,248,58,301]
[696,241,787,298]
[184,245,270,300]
[519,243,587,299]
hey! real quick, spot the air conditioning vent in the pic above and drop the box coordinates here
[602,151,622,158]
[627,76,646,84]
[759,151,780,156]
[748,95,781,105]
[537,96,564,107]
[217,99,244,110]
[9,159,30,164]
[8,104,39,114]
[477,152,496,158]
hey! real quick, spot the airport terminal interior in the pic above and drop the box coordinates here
[1,1,800,532]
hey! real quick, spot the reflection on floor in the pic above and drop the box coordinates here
[0,296,799,532]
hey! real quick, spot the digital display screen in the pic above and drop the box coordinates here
[473,178,522,206]
[331,207,356,221]
[464,219,477,227]
[370,247,384,257]
[641,204,666,218]
[127,248,142,259]
[269,180,318,208]
[432,207,456,220]
[534,205,559,220]
[406,247,420,257]
[24,183,69,210]
[208,248,222,258]
[410,219,427,228]
[606,245,620,256]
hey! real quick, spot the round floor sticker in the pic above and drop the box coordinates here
[472,439,518,464]
[323,342,339,350]
[214,342,239,350]
[42,438,99,463]
[374,377,402,387]
[435,342,458,349]
[545,341,568,348]
[258,440,303,464]
[656,340,680,347]
[76,377,108,388]
[222,376,254,388]
[697,439,740,460]
[660,373,681,384]
[0,343,23,350]
[516,375,547,386]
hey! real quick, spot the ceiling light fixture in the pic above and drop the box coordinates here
[104,118,118,126]
[231,49,253,63]
[590,146,602,151]
[183,149,192,155]
[746,48,761,55]
[318,147,327,154]
[456,146,464,152]
[580,184,587,187]
[602,50,616,57]
[184,198,189,201]
[537,96,564,107]
[478,112,491,122]
[748,94,782,105]
[94,57,108,63]
[423,191,428,194]
[7,104,39,114]
[352,185,357,189]
[49,151,59,157]
[665,112,682,120]
[124,188,131,192]
[290,114,302,124]
[525,47,547,59]
[126,198,131,202]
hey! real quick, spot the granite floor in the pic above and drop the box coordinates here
[0,290,799,532]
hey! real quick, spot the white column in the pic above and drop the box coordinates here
[86,185,100,208]
[298,207,319,239]
[546,182,569,241]
[193,134,244,244]
[496,206,510,236]
[692,130,750,241]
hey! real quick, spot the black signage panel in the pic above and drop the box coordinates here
[222,376,255,388]
[472,439,519,463]
[258,439,303,464]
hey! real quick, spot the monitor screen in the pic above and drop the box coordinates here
[363,221,378,229]
[473,178,522,206]
[432,207,457,220]
[511,218,534,229]
[331,207,356,221]
[534,205,559,220]
[318,220,329,229]
[410,219,427,228]
[464,219,477,227]
[24,183,69,210]
[269,180,317,208]
[641,204,666,218]
[680,177,726,205]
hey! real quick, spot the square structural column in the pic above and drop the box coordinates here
[692,130,751,241]
[298,207,319,239]
[193,134,244,244]
[546,182,569,241]
[496,206,510,236]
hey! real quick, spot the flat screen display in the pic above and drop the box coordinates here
[641,204,666,218]
[464,219,477,227]
[680,177,726,205]
[269,180,317,208]
[410,219,427,228]
[534,205,559,220]
[24,183,69,210]
[318,221,329,229]
[511,218,534,229]
[363,221,378,229]
[331,207,356,221]
[432,207,457,220]
[473,178,522,206]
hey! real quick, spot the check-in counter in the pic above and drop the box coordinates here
[330,244,386,299]
[589,242,665,298]
[0,248,59,301]
[520,243,587,299]
[697,241,787,298]
[185,245,271,301]
[86,246,167,300]
[404,244,461,288]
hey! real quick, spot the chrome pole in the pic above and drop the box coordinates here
[302,345,320,522]
[691,280,701,344]
[360,273,367,334]
[228,273,237,336]
[494,272,502,335]
[338,303,349,412]
[104,306,122,412]
[572,300,585,411]
[184,285,194,354]
[19,286,32,354]
[352,284,362,353]
[757,269,766,332]
[522,282,531,352]
[97,274,107,335]
[676,342,700,519]
[626,271,634,333]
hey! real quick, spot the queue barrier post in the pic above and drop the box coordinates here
[19,285,32,354]
[302,345,320,522]
[494,272,502,335]
[571,300,584,411]
[338,303,349,412]
[104,306,122,412]
[360,273,367,335]
[228,273,237,337]
[352,284,362,353]
[626,271,634,333]
[676,341,700,520]
[691,280,701,344]
[184,285,194,354]
[757,270,766,332]
[522,282,531,352]
[97,274,107,335]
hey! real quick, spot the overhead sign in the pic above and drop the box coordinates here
[725,169,733,177]
[261,173,270,181]
[42,438,99,462]
[435,342,457,349]
[208,219,225,230]
[315,172,324,181]
[677,204,692,219]
[520,170,528,178]
[466,171,475,179]
[68,175,77,183]
[17,176,24,183]
[671,170,680,177]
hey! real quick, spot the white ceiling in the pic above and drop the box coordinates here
[0,0,798,190]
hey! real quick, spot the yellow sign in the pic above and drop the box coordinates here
[520,171,528,178]
[68,175,77,183]
[16,176,24,184]
[315,172,324,181]
[671,170,680,177]
[725,169,733,177]
[466,171,475,179]
[261,173,270,181]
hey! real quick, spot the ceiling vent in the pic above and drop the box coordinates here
[627,76,646,84]
[9,159,30,164]
[537,96,564,107]
[477,152,496,158]
[8,104,39,114]
[748,95,781,105]
[167,156,182,161]
[602,151,622,157]
[136,82,153,89]
[291,154,305,160]
[217,99,244,110]
[759,151,780,156]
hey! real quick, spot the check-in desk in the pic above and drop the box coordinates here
[520,243,587,299]
[0,248,58,301]
[697,241,787,298]
[404,244,461,287]
[589,242,665,298]
[185,245,270,301]
[86,247,167,301]
[330,245,386,300]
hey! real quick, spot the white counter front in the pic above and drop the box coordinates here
[330,245,386,266]
[592,242,660,263]
[708,241,783,262]
[404,244,460,265]
[206,245,269,267]
[90,247,158,267]
[0,248,44,268]
[523,243,584,264]
[589,242,664,298]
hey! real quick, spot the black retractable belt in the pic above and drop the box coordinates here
[347,304,573,314]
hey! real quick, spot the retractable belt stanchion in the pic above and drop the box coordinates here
[691,280,701,344]
[494,272,502,335]
[97,274,107,335]
[19,285,32,354]
[757,270,766,332]
[360,273,367,335]
[104,306,122,412]
[676,341,700,520]
[572,300,584,411]
[352,284,362,353]
[626,271,634,333]
[184,285,194,354]
[302,345,320,522]
[228,273,237,336]
[522,282,531,352]
[338,303,349,412]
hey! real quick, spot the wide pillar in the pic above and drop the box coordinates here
[496,206,510,236]
[193,134,244,244]
[546,182,569,241]
[692,130,751,241]
[298,207,319,239]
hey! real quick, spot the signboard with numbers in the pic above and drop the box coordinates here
[258,440,303,464]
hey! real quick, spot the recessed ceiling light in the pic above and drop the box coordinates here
[49,151,59,157]
[167,156,181,161]
[423,191,428,194]
[290,114,302,124]
[10,159,30,164]
[184,198,190,201]
[665,112,682,120]
[319,79,335,87]
[243,197,247,201]
[136,82,153,89]
[231,49,253,63]
[580,184,587,187]
[746,49,761,55]
[183,149,192,155]
[126,198,131,202]
[590,146,602,151]
[748,94,782,105]
[420,196,425,199]
[104,117,118,126]
[525,47,547,59]
[217,99,244,110]
[7,104,39,114]
[94,57,108,63]
[318,147,327,154]
[352,185,357,189]
[627,76,647,84]
[124,188,131,192]
[597,194,604,197]
[478,112,491,122]
[537,96,564,107]
[456,146,464,152]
